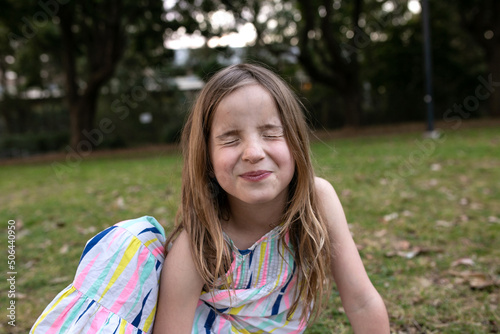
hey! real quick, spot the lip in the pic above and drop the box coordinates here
[240,170,272,182]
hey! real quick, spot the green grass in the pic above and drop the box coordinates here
[1,126,499,333]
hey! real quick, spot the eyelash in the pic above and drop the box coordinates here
[221,133,283,145]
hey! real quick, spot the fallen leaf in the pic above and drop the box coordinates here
[430,163,442,171]
[115,196,126,210]
[379,178,389,185]
[459,197,470,206]
[76,226,97,235]
[402,210,413,217]
[50,276,71,285]
[400,248,420,259]
[383,212,399,222]
[469,276,498,289]
[384,251,397,258]
[428,178,438,186]
[488,216,500,224]
[451,258,475,267]
[448,270,500,289]
[16,293,27,300]
[374,229,387,238]
[394,240,411,251]
[470,202,484,210]
[416,277,433,288]
[436,220,453,227]
[59,244,69,254]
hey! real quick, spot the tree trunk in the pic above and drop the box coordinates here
[487,43,500,118]
[342,88,362,127]
[69,88,99,149]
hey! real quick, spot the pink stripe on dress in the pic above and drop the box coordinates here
[150,245,165,258]
[46,292,83,332]
[74,253,100,290]
[86,308,110,334]
[109,246,150,313]
[204,290,232,304]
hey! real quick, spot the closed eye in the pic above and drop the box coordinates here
[263,131,284,139]
[221,138,239,145]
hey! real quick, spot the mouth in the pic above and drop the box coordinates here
[240,170,272,182]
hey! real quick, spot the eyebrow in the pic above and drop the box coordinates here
[215,129,240,140]
[258,124,283,132]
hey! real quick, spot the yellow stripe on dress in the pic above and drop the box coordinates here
[98,237,142,303]
[118,318,128,333]
[31,286,77,331]
[144,238,158,248]
[143,303,157,332]
[254,241,267,284]
[227,303,245,315]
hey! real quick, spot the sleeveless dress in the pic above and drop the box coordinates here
[194,226,306,333]
[30,216,307,333]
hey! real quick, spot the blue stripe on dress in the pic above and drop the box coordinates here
[79,226,117,264]
[138,226,162,237]
[131,288,152,327]
[75,299,95,324]
[246,273,253,289]
[271,263,296,316]
[204,309,217,334]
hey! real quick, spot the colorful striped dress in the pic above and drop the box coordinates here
[31,216,307,333]
[30,216,166,334]
[195,226,307,333]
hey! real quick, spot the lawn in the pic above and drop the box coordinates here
[1,125,499,333]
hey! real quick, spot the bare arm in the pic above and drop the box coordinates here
[315,177,390,333]
[153,230,204,334]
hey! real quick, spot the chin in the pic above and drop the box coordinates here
[238,192,283,205]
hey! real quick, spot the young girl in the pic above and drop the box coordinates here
[31,64,389,333]
[153,63,389,333]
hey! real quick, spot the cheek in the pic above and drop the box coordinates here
[275,142,295,168]
[212,150,236,178]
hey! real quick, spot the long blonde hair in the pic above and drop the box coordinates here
[166,63,332,322]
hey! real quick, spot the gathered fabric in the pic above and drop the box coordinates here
[193,226,307,333]
[30,216,166,334]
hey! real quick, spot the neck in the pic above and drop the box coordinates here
[225,195,286,237]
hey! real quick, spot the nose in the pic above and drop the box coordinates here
[242,139,265,163]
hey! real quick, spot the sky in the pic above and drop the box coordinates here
[163,0,422,50]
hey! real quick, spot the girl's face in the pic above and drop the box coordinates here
[209,84,295,207]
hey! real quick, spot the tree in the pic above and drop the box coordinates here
[455,0,500,117]
[296,0,366,127]
[4,0,174,149]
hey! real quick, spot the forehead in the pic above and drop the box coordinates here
[211,84,281,126]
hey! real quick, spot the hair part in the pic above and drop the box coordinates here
[166,63,333,324]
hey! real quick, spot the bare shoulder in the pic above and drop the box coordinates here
[154,229,203,333]
[313,176,345,221]
[314,176,336,196]
[165,230,199,274]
